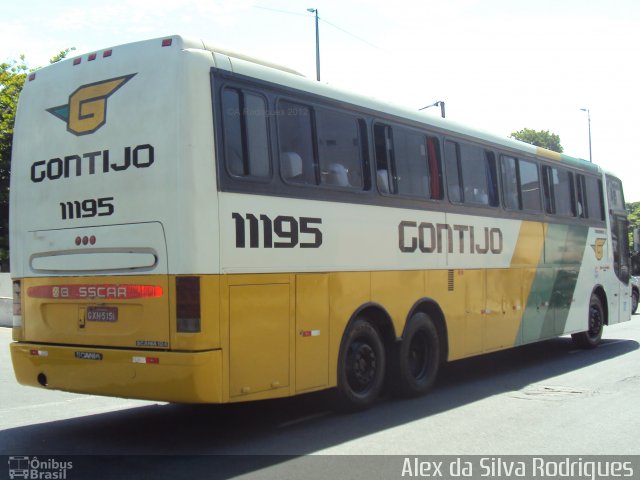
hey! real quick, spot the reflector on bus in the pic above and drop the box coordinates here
[176,276,201,332]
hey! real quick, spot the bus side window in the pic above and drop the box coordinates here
[501,156,542,212]
[277,100,317,185]
[501,155,520,210]
[542,166,553,214]
[316,108,364,190]
[453,142,498,207]
[221,88,271,179]
[484,151,499,207]
[519,159,542,211]
[576,174,588,218]
[374,123,395,194]
[372,124,442,200]
[426,136,443,200]
[543,166,576,216]
[585,176,605,221]
[444,140,461,202]
[393,127,430,198]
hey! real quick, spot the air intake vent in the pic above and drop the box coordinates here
[447,270,454,291]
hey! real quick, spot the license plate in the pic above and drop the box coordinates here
[86,306,118,322]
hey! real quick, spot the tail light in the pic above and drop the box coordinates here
[176,277,200,333]
[12,280,22,327]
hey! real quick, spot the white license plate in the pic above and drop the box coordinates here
[86,306,118,322]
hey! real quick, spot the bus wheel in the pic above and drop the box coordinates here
[396,312,440,397]
[572,294,604,349]
[336,317,386,411]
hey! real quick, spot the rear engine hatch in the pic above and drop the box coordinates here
[22,222,170,349]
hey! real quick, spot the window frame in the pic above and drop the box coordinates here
[542,165,577,218]
[445,139,500,208]
[373,121,444,202]
[220,86,273,182]
[499,155,543,213]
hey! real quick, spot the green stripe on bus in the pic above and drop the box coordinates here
[519,224,589,343]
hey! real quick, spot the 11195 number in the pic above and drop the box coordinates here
[60,196,114,220]
[232,213,322,248]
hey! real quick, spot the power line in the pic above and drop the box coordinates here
[254,5,307,17]
[318,17,382,50]
[254,4,382,50]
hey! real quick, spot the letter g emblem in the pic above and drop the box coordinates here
[47,74,136,136]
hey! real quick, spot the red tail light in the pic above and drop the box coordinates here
[176,276,200,333]
[27,284,163,300]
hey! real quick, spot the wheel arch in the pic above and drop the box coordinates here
[342,302,397,358]
[591,285,609,325]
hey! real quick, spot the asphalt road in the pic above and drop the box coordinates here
[1,315,639,479]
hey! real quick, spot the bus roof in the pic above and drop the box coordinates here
[57,34,600,175]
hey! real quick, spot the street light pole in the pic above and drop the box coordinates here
[420,100,446,118]
[307,8,320,81]
[580,108,592,162]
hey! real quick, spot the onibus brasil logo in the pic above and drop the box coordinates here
[8,456,73,479]
[46,74,136,136]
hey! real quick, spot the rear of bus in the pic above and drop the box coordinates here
[9,36,223,402]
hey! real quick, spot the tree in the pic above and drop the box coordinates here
[0,56,28,269]
[0,49,73,269]
[510,128,563,153]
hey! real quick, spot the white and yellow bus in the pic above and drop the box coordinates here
[9,35,632,409]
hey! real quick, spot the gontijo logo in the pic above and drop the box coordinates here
[46,74,136,136]
[591,238,607,261]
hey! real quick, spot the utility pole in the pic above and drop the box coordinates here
[307,8,320,81]
[580,108,592,162]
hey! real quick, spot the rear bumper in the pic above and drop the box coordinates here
[10,342,223,403]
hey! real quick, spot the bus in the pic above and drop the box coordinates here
[9,35,632,410]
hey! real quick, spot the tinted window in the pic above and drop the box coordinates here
[585,176,605,220]
[607,176,625,211]
[446,141,498,206]
[316,109,363,189]
[519,159,542,211]
[501,156,542,211]
[444,140,461,202]
[426,136,443,200]
[543,166,576,216]
[576,174,588,218]
[501,156,520,210]
[396,129,432,197]
[277,100,316,185]
[374,124,395,194]
[374,124,442,199]
[222,88,270,178]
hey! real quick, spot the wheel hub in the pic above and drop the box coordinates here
[348,341,377,391]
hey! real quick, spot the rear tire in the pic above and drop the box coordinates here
[632,289,638,315]
[395,312,440,397]
[336,317,386,411]
[572,294,604,349]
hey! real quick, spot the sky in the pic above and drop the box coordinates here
[2,0,640,201]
